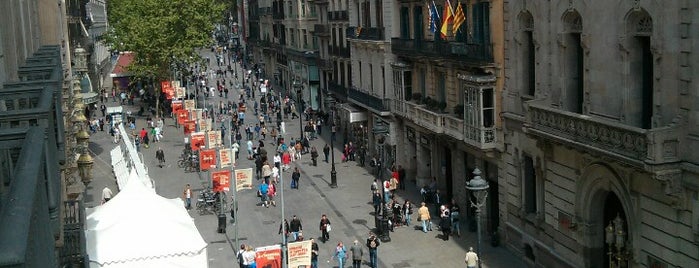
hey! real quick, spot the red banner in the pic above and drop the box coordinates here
[161,81,174,100]
[171,100,183,113]
[199,149,217,171]
[183,120,196,135]
[190,132,206,151]
[255,245,282,268]
[177,109,190,125]
[211,170,231,192]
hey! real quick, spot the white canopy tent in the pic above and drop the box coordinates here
[85,174,208,268]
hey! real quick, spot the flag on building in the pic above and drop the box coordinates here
[428,1,440,34]
[452,1,466,33]
[440,0,454,38]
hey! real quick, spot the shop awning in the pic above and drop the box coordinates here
[339,104,367,123]
[110,52,135,78]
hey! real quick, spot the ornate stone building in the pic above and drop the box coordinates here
[501,0,699,267]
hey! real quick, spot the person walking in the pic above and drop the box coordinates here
[291,167,300,189]
[319,214,331,243]
[323,144,330,163]
[450,199,461,237]
[349,240,363,268]
[258,182,269,207]
[183,184,192,210]
[403,200,414,226]
[366,233,380,268]
[310,146,318,166]
[464,247,479,268]
[289,215,303,242]
[278,219,290,244]
[310,238,319,268]
[156,147,165,168]
[332,241,347,268]
[101,186,113,204]
[418,202,432,233]
[439,205,451,241]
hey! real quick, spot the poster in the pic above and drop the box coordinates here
[219,148,232,168]
[184,99,196,110]
[199,149,217,171]
[171,100,183,113]
[190,132,206,151]
[207,130,221,148]
[287,240,312,268]
[199,118,211,132]
[255,245,282,268]
[234,168,253,191]
[211,170,231,192]
[176,109,189,125]
[161,81,174,100]
[183,120,196,135]
[176,87,186,99]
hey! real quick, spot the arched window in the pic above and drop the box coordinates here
[625,10,653,129]
[561,11,584,113]
[518,11,535,97]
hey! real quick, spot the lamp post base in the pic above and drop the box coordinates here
[330,169,337,188]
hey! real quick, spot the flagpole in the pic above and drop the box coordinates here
[228,116,240,250]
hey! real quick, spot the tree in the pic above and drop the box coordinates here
[106,0,225,115]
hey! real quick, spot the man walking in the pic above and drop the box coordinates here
[418,202,432,233]
[289,215,303,242]
[350,240,363,268]
[465,247,479,268]
[310,238,319,268]
[183,184,192,210]
[156,147,165,168]
[366,233,380,268]
[323,144,330,163]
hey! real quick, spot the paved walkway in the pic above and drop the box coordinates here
[84,49,524,268]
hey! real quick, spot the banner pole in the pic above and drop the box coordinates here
[229,116,240,250]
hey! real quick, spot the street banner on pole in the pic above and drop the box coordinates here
[161,81,174,100]
[184,99,196,110]
[199,118,211,132]
[171,100,183,113]
[172,80,181,88]
[199,149,217,171]
[234,168,253,191]
[177,109,189,124]
[255,245,282,268]
[207,130,221,148]
[183,120,196,135]
[190,132,206,151]
[211,170,231,192]
[175,87,186,99]
[193,109,204,120]
[219,148,232,168]
[287,240,312,267]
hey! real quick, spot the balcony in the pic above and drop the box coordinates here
[347,87,390,115]
[328,82,347,98]
[329,10,348,21]
[60,200,88,267]
[314,24,330,37]
[346,27,384,41]
[391,38,493,63]
[525,101,681,165]
[392,100,497,149]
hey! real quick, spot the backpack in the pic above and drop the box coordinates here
[237,251,243,265]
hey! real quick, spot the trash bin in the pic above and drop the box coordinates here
[217,214,227,233]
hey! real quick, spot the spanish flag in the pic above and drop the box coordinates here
[452,1,466,33]
[440,0,454,39]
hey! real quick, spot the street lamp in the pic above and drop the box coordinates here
[327,97,337,188]
[465,167,489,268]
[605,214,630,268]
[77,152,94,186]
[293,80,304,140]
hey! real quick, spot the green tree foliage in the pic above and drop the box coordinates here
[106,0,225,79]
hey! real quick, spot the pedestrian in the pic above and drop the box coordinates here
[450,199,461,237]
[236,244,246,268]
[310,146,318,166]
[242,245,256,268]
[183,184,192,210]
[465,247,479,268]
[258,182,269,207]
[281,151,291,171]
[267,181,277,207]
[398,165,406,190]
[440,205,451,240]
[382,179,391,203]
[291,167,300,189]
[310,238,319,268]
[156,147,165,168]
[319,214,331,243]
[403,200,414,226]
[372,191,382,216]
[323,144,330,163]
[332,241,347,268]
[100,104,106,117]
[278,219,290,244]
[290,215,303,242]
[366,233,380,268]
[261,161,272,184]
[350,240,363,268]
[418,202,432,233]
[101,186,113,204]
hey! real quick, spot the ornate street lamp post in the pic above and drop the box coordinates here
[466,168,489,268]
[605,215,630,268]
[327,97,337,188]
[293,80,304,140]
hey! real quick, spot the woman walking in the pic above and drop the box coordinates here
[319,214,331,243]
[332,241,347,268]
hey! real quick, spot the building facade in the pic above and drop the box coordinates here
[501,1,699,267]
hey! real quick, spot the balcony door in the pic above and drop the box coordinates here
[413,7,423,41]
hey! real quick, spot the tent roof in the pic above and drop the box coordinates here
[85,174,207,266]
[110,52,135,78]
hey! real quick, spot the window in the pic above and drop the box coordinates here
[303,29,308,48]
[375,0,383,28]
[563,11,583,113]
[419,68,426,96]
[362,1,371,27]
[627,12,653,129]
[519,12,535,97]
[472,2,490,44]
[482,88,494,127]
[437,72,446,103]
[523,155,538,214]
[400,7,410,38]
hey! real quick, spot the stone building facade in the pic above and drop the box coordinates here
[501,0,699,267]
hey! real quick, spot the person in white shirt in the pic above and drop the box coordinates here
[102,186,113,203]
[465,247,479,268]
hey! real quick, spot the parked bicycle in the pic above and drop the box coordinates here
[196,188,227,215]
[177,153,199,173]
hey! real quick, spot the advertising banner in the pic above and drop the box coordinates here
[175,87,186,99]
[161,81,174,100]
[199,118,211,132]
[234,168,253,191]
[287,240,312,268]
[207,130,221,148]
[211,170,231,192]
[219,148,232,168]
[255,245,282,268]
[183,120,196,135]
[190,132,206,151]
[176,109,189,125]
[199,149,217,171]
[171,100,183,113]
[184,99,196,110]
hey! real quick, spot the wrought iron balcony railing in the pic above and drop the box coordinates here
[347,87,389,112]
[391,38,493,63]
[346,27,384,41]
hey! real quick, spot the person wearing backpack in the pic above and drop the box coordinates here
[366,233,380,268]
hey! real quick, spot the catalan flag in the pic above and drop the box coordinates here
[428,1,440,34]
[452,1,466,33]
[440,0,454,38]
